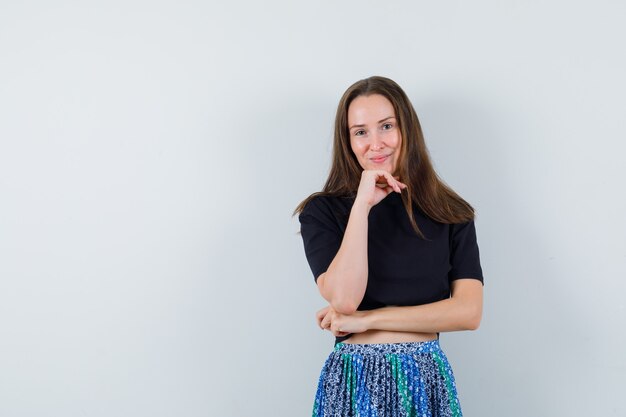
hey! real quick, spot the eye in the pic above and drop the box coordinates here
[354,129,365,136]
[382,123,393,130]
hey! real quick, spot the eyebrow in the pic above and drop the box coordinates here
[349,116,396,130]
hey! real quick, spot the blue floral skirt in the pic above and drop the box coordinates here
[312,339,463,417]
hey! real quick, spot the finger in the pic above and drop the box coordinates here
[331,319,343,333]
[315,311,324,324]
[320,315,330,330]
[317,314,330,330]
[393,175,407,186]
[374,172,394,188]
[333,327,348,337]
[382,172,401,192]
[317,310,330,326]
[323,308,338,330]
[387,173,406,191]
[316,310,328,329]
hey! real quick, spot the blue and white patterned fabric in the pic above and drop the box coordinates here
[312,340,463,417]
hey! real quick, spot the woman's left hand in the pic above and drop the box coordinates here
[316,305,370,337]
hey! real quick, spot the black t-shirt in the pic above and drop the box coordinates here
[298,191,484,346]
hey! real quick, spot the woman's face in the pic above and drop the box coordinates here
[347,94,402,176]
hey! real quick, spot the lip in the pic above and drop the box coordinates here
[370,154,390,163]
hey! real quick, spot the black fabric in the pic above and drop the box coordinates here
[298,191,484,346]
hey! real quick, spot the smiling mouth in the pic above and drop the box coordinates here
[370,155,389,163]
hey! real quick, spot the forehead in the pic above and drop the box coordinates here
[347,94,396,124]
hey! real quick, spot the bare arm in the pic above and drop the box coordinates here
[364,279,483,332]
[313,170,406,315]
[317,198,371,315]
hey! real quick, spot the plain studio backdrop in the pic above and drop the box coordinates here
[1,1,624,416]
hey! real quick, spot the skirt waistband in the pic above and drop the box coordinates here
[333,339,442,355]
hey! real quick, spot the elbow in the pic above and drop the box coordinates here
[465,316,481,331]
[329,286,362,314]
[330,298,358,315]
[461,304,482,331]
[318,271,362,314]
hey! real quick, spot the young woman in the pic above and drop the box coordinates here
[294,76,484,416]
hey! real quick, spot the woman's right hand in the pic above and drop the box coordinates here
[355,170,407,209]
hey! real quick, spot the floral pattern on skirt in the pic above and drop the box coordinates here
[312,339,463,417]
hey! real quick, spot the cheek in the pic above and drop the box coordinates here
[350,142,363,161]
[393,132,402,147]
[351,140,365,155]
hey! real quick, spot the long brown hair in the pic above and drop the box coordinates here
[293,75,476,239]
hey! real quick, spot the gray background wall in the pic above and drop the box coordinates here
[1,1,624,416]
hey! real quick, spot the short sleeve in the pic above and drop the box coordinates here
[298,198,343,283]
[448,219,484,284]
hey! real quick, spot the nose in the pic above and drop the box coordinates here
[370,131,385,150]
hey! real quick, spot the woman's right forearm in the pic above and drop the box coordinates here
[319,198,371,314]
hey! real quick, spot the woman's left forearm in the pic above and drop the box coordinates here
[365,295,482,333]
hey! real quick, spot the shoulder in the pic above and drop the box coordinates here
[300,194,353,219]
[450,218,478,232]
[299,194,354,234]
[448,218,481,255]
